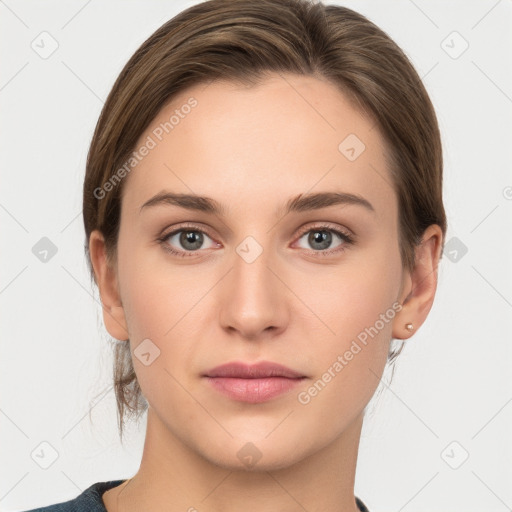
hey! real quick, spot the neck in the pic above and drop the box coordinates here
[107,408,364,512]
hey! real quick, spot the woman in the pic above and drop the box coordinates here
[24,0,446,510]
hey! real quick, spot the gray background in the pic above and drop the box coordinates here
[1,1,511,511]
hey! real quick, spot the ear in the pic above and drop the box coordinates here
[89,230,129,341]
[392,224,444,340]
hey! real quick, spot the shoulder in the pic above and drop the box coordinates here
[19,480,126,512]
[356,495,371,512]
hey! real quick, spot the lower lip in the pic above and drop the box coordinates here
[205,376,304,403]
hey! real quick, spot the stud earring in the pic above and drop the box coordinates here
[405,323,414,332]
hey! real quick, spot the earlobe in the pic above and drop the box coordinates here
[89,230,129,341]
[392,224,443,340]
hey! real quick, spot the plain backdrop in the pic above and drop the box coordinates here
[1,1,511,511]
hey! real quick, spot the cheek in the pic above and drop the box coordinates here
[116,244,212,381]
[294,280,396,424]
[117,238,188,337]
[305,257,399,338]
[296,244,401,379]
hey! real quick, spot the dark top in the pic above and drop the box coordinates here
[20,480,370,511]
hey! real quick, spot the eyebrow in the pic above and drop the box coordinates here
[139,190,375,217]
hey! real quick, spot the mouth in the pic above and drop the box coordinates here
[203,361,307,403]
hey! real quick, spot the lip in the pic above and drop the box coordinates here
[203,361,306,403]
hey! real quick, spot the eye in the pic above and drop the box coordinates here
[294,224,354,256]
[157,222,354,258]
[157,224,217,258]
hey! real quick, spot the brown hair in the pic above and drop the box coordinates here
[83,0,447,441]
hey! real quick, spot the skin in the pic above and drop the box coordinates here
[90,73,443,512]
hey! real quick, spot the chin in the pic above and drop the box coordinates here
[194,432,314,473]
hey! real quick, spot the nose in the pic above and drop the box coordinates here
[218,242,288,341]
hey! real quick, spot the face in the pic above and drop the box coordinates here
[111,73,407,470]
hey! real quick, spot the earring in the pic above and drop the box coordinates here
[405,322,414,332]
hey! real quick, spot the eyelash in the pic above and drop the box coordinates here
[157,222,354,258]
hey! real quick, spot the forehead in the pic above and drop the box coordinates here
[121,73,395,223]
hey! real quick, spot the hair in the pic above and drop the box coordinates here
[83,0,447,441]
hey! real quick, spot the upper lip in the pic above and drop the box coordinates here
[204,361,305,379]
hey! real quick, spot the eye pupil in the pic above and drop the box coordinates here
[180,231,203,250]
[309,230,331,250]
